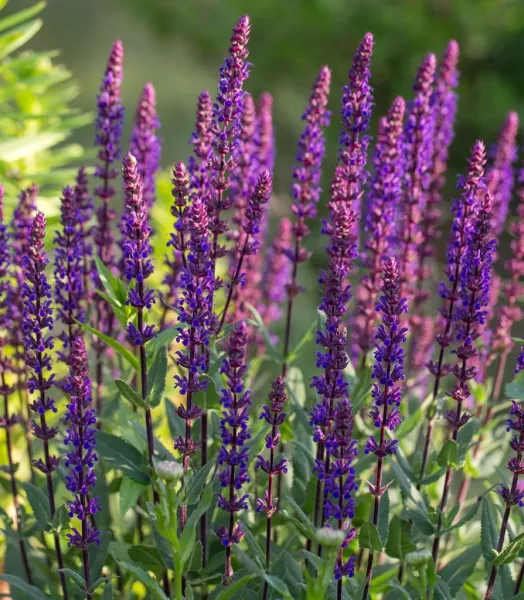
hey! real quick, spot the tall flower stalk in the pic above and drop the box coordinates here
[432,190,496,563]
[363,257,409,599]
[129,82,161,212]
[216,322,251,584]
[208,15,251,298]
[310,33,373,546]
[420,141,486,486]
[256,377,288,600]
[54,186,85,356]
[0,187,33,584]
[64,337,101,599]
[351,96,405,366]
[92,40,124,416]
[174,193,214,526]
[22,212,68,599]
[218,170,272,332]
[121,154,157,472]
[282,66,331,377]
[484,382,524,599]
[74,167,94,303]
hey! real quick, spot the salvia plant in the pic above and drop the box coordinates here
[1,10,524,600]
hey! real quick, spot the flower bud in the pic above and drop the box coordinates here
[155,460,183,483]
[315,527,345,548]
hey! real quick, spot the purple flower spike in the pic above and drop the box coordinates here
[11,184,38,267]
[209,15,251,273]
[492,141,524,357]
[189,90,213,202]
[256,92,275,176]
[255,377,288,517]
[130,82,161,211]
[487,111,519,236]
[174,194,215,469]
[216,322,251,583]
[121,153,156,339]
[74,167,94,299]
[339,33,374,218]
[163,161,191,315]
[22,213,59,474]
[93,40,124,270]
[64,337,101,549]
[54,186,86,356]
[352,96,405,365]
[365,257,408,458]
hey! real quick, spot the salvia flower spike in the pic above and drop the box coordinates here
[256,376,288,600]
[130,82,161,211]
[54,186,85,357]
[282,65,331,375]
[121,153,157,468]
[351,96,405,366]
[0,187,33,584]
[485,357,524,599]
[22,212,68,598]
[420,141,487,485]
[517,348,524,373]
[208,15,251,287]
[363,257,409,598]
[216,321,251,584]
[74,166,94,300]
[93,40,124,415]
[189,89,213,201]
[64,336,100,598]
[432,189,497,563]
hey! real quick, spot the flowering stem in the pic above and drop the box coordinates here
[1,374,33,584]
[484,436,523,599]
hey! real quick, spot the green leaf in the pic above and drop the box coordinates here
[213,574,256,599]
[180,486,214,568]
[378,490,390,547]
[359,522,383,552]
[101,583,113,600]
[494,533,524,565]
[387,580,414,600]
[245,304,281,360]
[285,318,317,364]
[457,419,479,462]
[96,431,149,483]
[440,500,480,535]
[0,2,45,33]
[147,326,177,353]
[506,382,524,401]
[22,482,50,530]
[481,497,499,562]
[283,494,316,539]
[437,440,458,468]
[188,540,203,571]
[148,347,167,408]
[145,502,174,570]
[439,547,480,596]
[434,577,453,600]
[89,531,112,583]
[184,460,215,505]
[115,378,148,409]
[241,522,266,568]
[385,517,416,560]
[0,575,49,599]
[59,568,85,589]
[128,545,165,572]
[94,256,128,307]
[263,574,293,600]
[0,18,42,61]
[77,320,139,371]
[118,561,168,600]
[119,477,148,516]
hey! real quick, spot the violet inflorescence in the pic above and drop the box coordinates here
[216,322,251,581]
[64,336,101,550]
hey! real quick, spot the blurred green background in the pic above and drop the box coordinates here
[5,0,524,349]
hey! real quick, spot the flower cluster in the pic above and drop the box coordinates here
[54,186,85,354]
[188,89,213,201]
[216,322,251,583]
[446,190,496,433]
[255,376,288,516]
[208,15,251,265]
[93,40,124,270]
[22,213,59,475]
[517,348,524,374]
[129,83,161,211]
[121,153,156,346]
[365,258,408,458]
[73,166,94,298]
[173,193,215,462]
[497,396,524,507]
[351,96,405,362]
[64,336,101,548]
[486,111,519,236]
